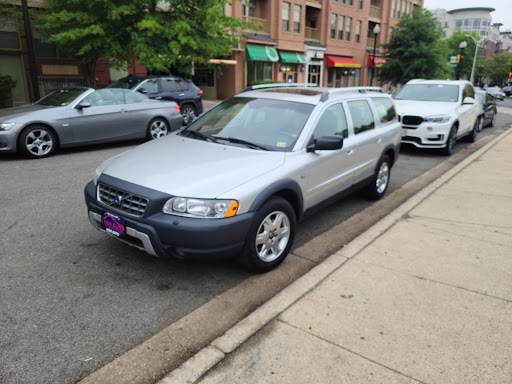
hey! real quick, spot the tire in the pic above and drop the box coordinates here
[440,126,457,156]
[147,118,169,140]
[465,118,479,143]
[181,104,197,125]
[19,125,57,159]
[364,155,391,200]
[487,113,496,128]
[240,197,296,273]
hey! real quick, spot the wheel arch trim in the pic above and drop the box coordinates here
[248,179,304,220]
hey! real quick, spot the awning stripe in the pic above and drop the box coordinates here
[325,56,361,68]
[246,43,279,62]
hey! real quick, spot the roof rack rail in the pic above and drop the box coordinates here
[240,83,318,93]
[319,86,384,102]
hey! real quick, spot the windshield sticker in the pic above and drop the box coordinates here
[277,141,287,147]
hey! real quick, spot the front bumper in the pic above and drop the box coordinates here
[0,128,19,153]
[84,177,254,260]
[401,121,452,149]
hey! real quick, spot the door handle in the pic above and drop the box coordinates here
[376,138,382,143]
[179,93,185,96]
[155,96,162,100]
[347,149,354,155]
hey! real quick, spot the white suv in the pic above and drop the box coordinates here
[85,86,401,272]
[394,79,481,155]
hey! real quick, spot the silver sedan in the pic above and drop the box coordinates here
[0,87,183,159]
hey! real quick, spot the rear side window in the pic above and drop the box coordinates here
[140,79,159,93]
[313,103,348,140]
[347,100,375,134]
[161,79,179,92]
[371,97,396,124]
[176,80,189,91]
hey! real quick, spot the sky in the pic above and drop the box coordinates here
[422,0,511,32]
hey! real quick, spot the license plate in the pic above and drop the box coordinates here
[102,212,126,237]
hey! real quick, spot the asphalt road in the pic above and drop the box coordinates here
[1,99,511,384]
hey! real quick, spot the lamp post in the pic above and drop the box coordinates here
[370,23,380,86]
[456,40,467,80]
[464,34,485,85]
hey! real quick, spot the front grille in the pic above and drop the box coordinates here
[98,183,149,217]
[402,115,423,126]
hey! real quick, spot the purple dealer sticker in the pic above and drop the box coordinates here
[102,213,126,236]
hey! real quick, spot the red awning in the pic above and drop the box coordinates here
[325,56,361,68]
[367,56,386,67]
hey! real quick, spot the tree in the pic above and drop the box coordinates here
[41,0,245,76]
[482,52,512,86]
[445,31,482,81]
[379,7,451,85]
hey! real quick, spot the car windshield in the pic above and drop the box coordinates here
[394,84,459,102]
[107,77,144,89]
[35,88,87,106]
[182,97,314,151]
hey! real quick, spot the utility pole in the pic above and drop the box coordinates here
[21,0,40,101]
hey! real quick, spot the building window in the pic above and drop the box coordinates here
[193,69,215,87]
[355,20,361,43]
[242,1,255,18]
[348,0,353,5]
[346,17,352,41]
[282,2,290,32]
[247,61,273,86]
[0,17,20,49]
[358,0,363,10]
[330,14,337,39]
[338,16,345,40]
[341,0,346,3]
[293,5,301,34]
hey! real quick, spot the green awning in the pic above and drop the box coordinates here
[246,43,279,62]
[278,51,307,64]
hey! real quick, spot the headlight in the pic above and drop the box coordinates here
[423,115,450,123]
[93,167,102,186]
[0,123,15,131]
[163,197,238,218]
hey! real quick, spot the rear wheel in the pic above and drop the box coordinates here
[487,113,496,127]
[19,125,57,159]
[147,118,169,140]
[181,104,197,125]
[466,118,479,143]
[240,197,296,273]
[364,155,391,200]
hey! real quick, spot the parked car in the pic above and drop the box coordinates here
[501,85,512,96]
[475,89,497,128]
[107,75,203,125]
[85,85,401,272]
[393,79,480,156]
[484,86,505,100]
[0,87,183,159]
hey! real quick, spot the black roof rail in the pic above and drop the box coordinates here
[240,83,318,93]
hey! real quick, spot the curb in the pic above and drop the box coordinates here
[158,127,512,384]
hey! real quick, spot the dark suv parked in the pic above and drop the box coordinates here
[107,75,203,124]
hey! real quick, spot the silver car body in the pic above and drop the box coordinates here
[0,87,183,155]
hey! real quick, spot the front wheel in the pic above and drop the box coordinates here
[364,155,391,200]
[440,126,457,156]
[147,118,169,140]
[19,125,57,159]
[466,118,479,143]
[181,105,197,125]
[240,197,296,273]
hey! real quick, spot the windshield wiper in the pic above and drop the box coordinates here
[214,136,268,151]
[180,130,220,143]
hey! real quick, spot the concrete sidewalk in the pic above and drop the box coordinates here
[161,129,512,384]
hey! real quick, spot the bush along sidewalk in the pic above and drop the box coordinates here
[0,75,17,109]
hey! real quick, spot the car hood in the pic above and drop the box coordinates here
[101,134,286,198]
[393,100,459,117]
[0,104,57,121]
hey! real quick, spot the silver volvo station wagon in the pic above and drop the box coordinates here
[84,85,401,272]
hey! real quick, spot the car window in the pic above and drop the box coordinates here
[124,90,151,104]
[371,97,396,124]
[465,84,475,98]
[184,97,314,151]
[161,79,179,92]
[140,79,159,93]
[312,104,348,141]
[176,80,189,92]
[394,84,459,102]
[36,88,86,106]
[83,89,123,106]
[347,100,375,134]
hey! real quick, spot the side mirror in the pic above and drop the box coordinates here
[307,135,344,152]
[138,88,148,94]
[462,97,475,105]
[76,101,91,109]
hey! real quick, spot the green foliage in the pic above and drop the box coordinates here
[41,0,245,74]
[0,75,17,109]
[379,8,452,85]
[445,31,481,80]
[482,52,512,86]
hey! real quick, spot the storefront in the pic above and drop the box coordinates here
[366,55,386,85]
[325,56,361,88]
[278,51,306,84]
[304,44,325,86]
[245,43,279,86]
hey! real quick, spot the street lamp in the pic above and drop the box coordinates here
[370,23,380,86]
[456,40,467,80]
[464,34,485,85]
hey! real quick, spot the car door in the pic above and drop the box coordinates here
[70,89,126,143]
[159,78,187,105]
[346,99,381,183]
[303,103,358,208]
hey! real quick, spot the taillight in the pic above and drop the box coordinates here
[174,105,180,112]
[199,90,203,95]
